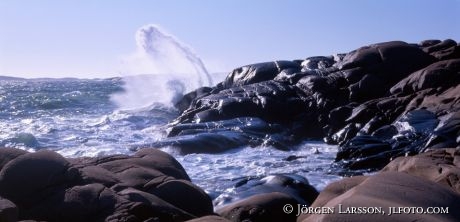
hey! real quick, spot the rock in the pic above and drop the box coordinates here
[422,39,460,60]
[150,117,294,154]
[419,39,441,47]
[176,80,308,124]
[186,215,231,222]
[117,188,195,221]
[304,148,460,221]
[164,39,460,170]
[301,56,335,71]
[390,59,460,96]
[274,68,306,83]
[0,148,213,221]
[335,109,439,170]
[349,74,388,102]
[328,123,361,145]
[296,176,366,222]
[302,172,460,222]
[214,174,319,209]
[26,183,120,222]
[414,84,460,115]
[338,41,435,83]
[392,109,438,135]
[174,87,213,113]
[0,148,27,171]
[78,165,119,186]
[0,197,18,222]
[382,148,460,193]
[425,111,460,149]
[336,135,394,170]
[217,192,298,222]
[149,179,213,217]
[328,105,354,129]
[156,131,253,154]
[371,125,398,140]
[0,150,70,206]
[222,61,301,88]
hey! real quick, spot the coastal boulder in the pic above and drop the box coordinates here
[0,148,27,171]
[338,41,435,83]
[217,192,298,222]
[0,148,213,221]
[186,215,232,222]
[382,148,460,193]
[215,174,318,222]
[0,150,70,206]
[302,172,460,222]
[390,59,460,96]
[214,174,319,208]
[152,117,294,154]
[421,39,460,60]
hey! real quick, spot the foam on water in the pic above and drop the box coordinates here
[170,141,341,197]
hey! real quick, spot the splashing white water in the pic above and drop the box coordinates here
[111,24,212,109]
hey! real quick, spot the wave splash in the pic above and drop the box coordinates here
[111,24,212,109]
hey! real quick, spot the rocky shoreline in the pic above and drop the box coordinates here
[166,39,460,171]
[1,39,460,221]
[2,147,460,221]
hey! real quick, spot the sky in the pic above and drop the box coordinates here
[0,0,459,78]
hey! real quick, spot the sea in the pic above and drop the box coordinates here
[0,75,341,198]
[0,24,342,200]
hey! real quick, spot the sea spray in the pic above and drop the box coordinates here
[111,24,213,109]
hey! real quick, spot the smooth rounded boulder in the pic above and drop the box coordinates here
[0,150,70,206]
[217,192,298,222]
[302,172,460,222]
[0,148,214,221]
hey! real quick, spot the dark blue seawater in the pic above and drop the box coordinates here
[0,76,340,196]
[0,76,178,155]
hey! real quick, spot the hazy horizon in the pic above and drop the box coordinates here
[1,0,459,78]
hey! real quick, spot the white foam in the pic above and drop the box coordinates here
[173,141,342,196]
[111,24,213,110]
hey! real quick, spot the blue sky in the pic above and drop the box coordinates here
[0,0,459,78]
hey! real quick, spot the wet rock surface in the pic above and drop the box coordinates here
[153,117,297,154]
[164,39,460,171]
